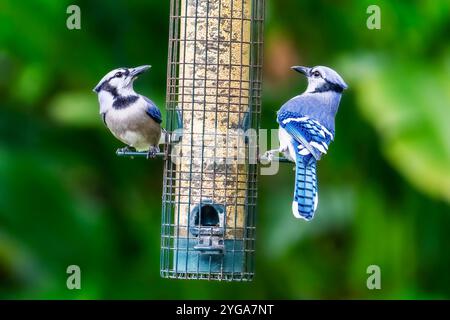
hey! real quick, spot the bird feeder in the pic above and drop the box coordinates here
[160,0,265,281]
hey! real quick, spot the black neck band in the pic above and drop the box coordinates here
[311,81,343,93]
[112,95,139,109]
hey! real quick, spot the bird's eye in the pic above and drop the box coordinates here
[312,71,321,78]
[115,72,123,78]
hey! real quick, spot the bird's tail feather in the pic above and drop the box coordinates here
[292,155,318,221]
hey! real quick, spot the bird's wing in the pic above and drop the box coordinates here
[278,110,333,160]
[142,96,163,124]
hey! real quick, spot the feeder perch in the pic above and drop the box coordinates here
[160,0,265,281]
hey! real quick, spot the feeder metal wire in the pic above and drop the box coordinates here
[161,0,265,281]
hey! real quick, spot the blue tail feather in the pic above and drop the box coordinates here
[292,153,318,220]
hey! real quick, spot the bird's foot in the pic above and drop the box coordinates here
[146,146,160,159]
[117,146,136,154]
[260,150,277,164]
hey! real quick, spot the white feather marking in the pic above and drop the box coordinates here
[282,116,309,124]
[321,126,333,139]
[283,116,333,140]
[292,201,300,218]
[292,201,312,221]
[311,141,327,154]
[313,193,318,212]
[318,130,326,138]
[312,120,333,139]
[322,141,329,150]
[278,127,297,161]
[299,148,310,156]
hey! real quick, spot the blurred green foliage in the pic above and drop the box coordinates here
[0,0,449,299]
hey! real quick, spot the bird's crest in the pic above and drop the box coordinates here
[93,67,128,93]
[93,65,151,95]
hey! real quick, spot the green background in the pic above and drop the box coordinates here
[0,0,449,299]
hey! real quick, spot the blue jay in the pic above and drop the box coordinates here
[93,65,162,158]
[270,66,347,221]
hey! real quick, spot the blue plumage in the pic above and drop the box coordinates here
[278,109,334,163]
[294,154,317,220]
[276,66,347,220]
[143,96,162,124]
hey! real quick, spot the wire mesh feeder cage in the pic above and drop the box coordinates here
[161,0,265,281]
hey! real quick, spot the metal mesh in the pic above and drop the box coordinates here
[161,0,264,281]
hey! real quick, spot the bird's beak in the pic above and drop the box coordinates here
[291,66,311,77]
[130,65,151,78]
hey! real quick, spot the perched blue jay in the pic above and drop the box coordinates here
[272,66,347,221]
[93,65,162,158]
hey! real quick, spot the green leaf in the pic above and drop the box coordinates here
[341,55,450,203]
[48,91,100,127]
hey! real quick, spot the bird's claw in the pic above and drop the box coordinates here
[261,150,275,164]
[146,146,159,159]
[118,146,135,154]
